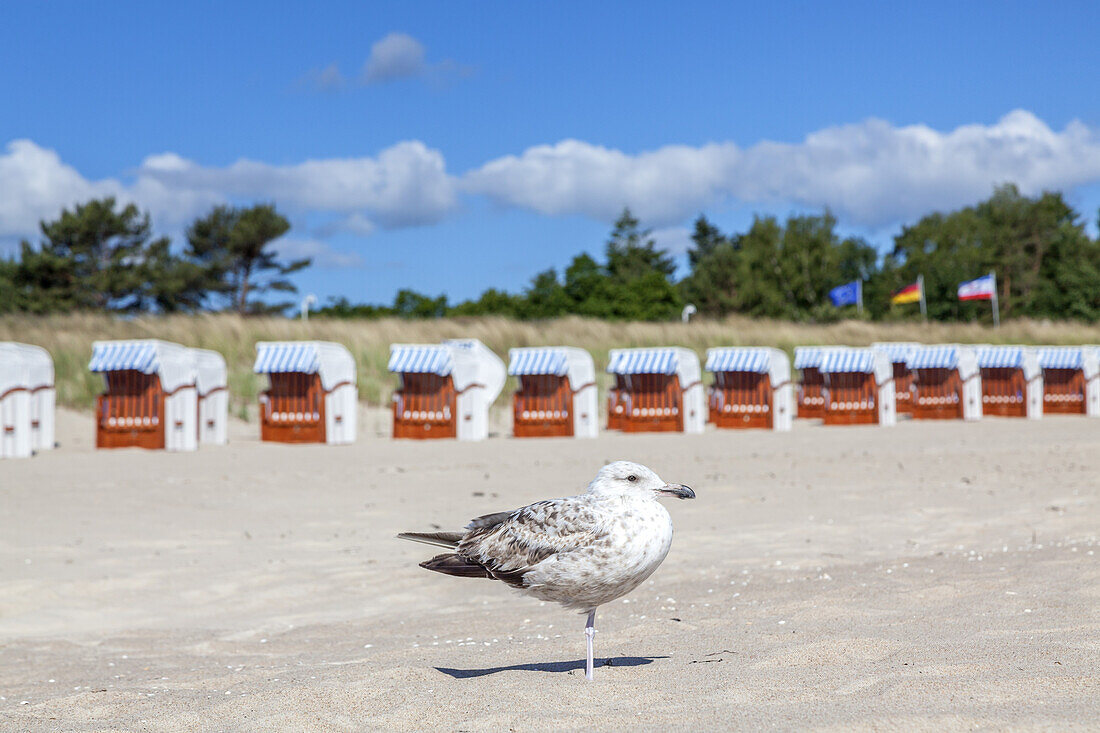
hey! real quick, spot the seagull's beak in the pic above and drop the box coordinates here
[657,483,695,500]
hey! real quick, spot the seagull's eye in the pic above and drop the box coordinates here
[627,475,637,482]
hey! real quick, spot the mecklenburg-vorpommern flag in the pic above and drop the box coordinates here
[891,280,922,305]
[958,273,996,301]
[828,280,861,307]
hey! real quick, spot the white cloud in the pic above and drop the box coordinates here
[316,212,376,238]
[6,110,1100,261]
[310,212,377,240]
[0,139,455,256]
[0,139,118,238]
[463,110,1100,227]
[300,62,345,91]
[463,139,733,224]
[133,140,457,226]
[363,32,426,83]
[651,226,693,256]
[273,237,364,268]
[358,32,471,87]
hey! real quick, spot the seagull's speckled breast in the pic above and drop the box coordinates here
[519,495,674,611]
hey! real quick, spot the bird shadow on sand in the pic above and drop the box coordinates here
[435,656,665,679]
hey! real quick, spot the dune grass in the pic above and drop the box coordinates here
[3,312,1099,412]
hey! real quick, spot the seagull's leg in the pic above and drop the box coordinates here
[584,609,597,681]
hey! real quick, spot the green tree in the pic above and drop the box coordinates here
[605,208,677,281]
[11,240,79,313]
[182,205,237,309]
[884,210,982,320]
[775,213,834,318]
[518,268,572,319]
[184,203,306,314]
[314,296,394,318]
[678,212,878,320]
[679,215,743,317]
[392,289,448,318]
[0,258,22,313]
[779,213,879,320]
[686,215,728,268]
[15,197,182,312]
[731,216,789,317]
[680,241,740,316]
[976,185,1086,317]
[1030,209,1100,320]
[886,185,1090,321]
[137,237,214,313]
[604,270,683,320]
[562,253,610,315]
[448,288,522,317]
[585,208,682,320]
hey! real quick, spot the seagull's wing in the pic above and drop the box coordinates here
[456,498,604,587]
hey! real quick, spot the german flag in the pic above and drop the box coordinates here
[891,281,922,305]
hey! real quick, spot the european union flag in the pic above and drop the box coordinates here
[828,280,862,307]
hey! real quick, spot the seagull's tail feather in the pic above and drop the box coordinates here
[419,553,493,579]
[397,532,463,549]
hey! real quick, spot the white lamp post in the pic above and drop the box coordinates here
[300,294,318,321]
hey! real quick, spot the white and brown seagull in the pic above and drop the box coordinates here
[398,461,695,681]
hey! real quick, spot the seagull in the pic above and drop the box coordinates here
[398,460,695,681]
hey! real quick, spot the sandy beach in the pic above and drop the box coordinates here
[1,410,1097,731]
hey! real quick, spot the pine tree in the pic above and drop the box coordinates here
[16,197,188,312]
[184,203,307,314]
[605,208,676,281]
[687,215,728,268]
[519,269,571,319]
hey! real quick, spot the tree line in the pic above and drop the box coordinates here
[0,198,308,314]
[320,184,1100,323]
[3,184,1100,321]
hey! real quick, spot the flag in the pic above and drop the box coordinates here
[891,281,922,305]
[958,274,996,301]
[828,280,861,307]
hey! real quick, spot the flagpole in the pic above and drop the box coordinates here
[857,279,863,315]
[918,274,927,322]
[990,271,1000,328]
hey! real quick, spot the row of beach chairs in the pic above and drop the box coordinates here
[794,343,1100,424]
[2,339,1098,456]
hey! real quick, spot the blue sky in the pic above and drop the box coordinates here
[3,1,1100,306]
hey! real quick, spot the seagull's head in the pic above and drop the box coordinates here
[587,460,695,501]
